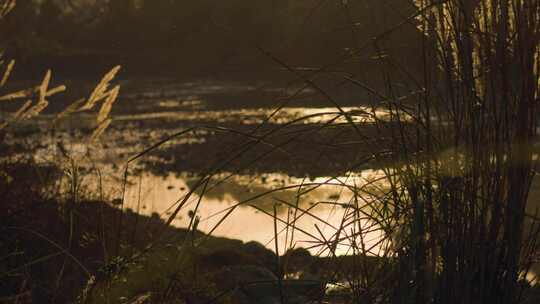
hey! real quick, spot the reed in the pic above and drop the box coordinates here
[379,1,540,303]
[303,0,540,303]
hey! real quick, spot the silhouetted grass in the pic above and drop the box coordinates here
[3,0,540,304]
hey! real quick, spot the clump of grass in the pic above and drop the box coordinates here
[377,1,540,303]
[282,0,540,303]
[0,2,131,301]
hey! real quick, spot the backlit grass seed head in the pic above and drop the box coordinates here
[81,65,122,111]
[0,63,121,141]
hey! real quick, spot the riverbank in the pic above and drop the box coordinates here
[1,160,389,303]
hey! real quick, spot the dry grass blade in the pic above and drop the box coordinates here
[0,0,15,18]
[247,203,324,244]
[0,99,31,130]
[53,98,86,125]
[38,70,52,104]
[21,100,48,120]
[0,87,36,101]
[0,85,66,102]
[0,59,14,87]
[90,118,112,142]
[96,85,119,124]
[273,204,285,304]
[80,65,121,111]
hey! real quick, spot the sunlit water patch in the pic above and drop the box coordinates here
[113,106,399,125]
[109,170,389,256]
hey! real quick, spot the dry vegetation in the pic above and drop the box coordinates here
[2,0,540,304]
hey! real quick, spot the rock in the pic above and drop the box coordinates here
[242,241,276,268]
[283,247,314,273]
[201,248,261,269]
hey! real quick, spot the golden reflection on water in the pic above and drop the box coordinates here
[119,171,388,256]
[113,106,397,125]
[115,167,540,258]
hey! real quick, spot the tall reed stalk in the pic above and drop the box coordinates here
[372,1,540,303]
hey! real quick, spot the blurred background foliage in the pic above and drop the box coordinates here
[0,0,425,79]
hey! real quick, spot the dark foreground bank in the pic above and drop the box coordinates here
[0,161,394,304]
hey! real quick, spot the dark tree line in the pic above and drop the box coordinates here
[0,0,425,77]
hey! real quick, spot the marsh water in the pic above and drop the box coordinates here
[2,76,397,255]
[5,77,540,256]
